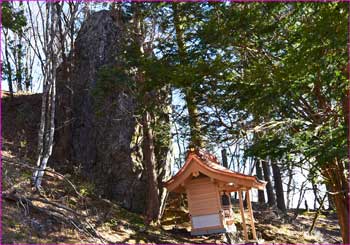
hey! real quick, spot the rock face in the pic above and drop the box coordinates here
[54,11,172,213]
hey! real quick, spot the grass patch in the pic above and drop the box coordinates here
[114,206,145,228]
[78,182,95,197]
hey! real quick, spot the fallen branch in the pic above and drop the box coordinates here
[25,196,87,218]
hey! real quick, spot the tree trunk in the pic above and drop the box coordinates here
[83,2,90,20]
[142,110,160,224]
[185,89,203,147]
[221,148,228,168]
[33,66,57,188]
[256,160,265,204]
[173,3,203,148]
[33,2,59,189]
[331,191,349,243]
[286,164,293,209]
[291,179,296,209]
[3,29,14,98]
[261,160,276,206]
[322,160,349,243]
[158,191,169,221]
[325,184,334,210]
[15,1,24,92]
[133,5,165,223]
[271,162,286,212]
[312,183,322,210]
[294,180,307,218]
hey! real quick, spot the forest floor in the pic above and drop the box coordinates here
[1,92,343,244]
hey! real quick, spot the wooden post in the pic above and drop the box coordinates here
[238,190,248,241]
[246,190,257,240]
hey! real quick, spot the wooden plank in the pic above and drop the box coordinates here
[246,190,257,240]
[191,210,218,216]
[190,208,219,216]
[188,189,216,195]
[190,198,218,206]
[189,177,210,183]
[189,190,216,196]
[188,187,216,192]
[188,189,218,215]
[186,188,194,214]
[188,187,219,216]
[189,195,218,207]
[190,201,218,211]
[238,190,248,241]
[189,190,217,197]
[191,205,218,213]
[189,188,216,194]
[189,191,216,197]
[190,199,218,206]
[188,180,215,187]
[188,180,216,187]
[189,187,216,192]
[188,189,217,200]
[190,206,218,213]
[189,180,215,186]
[188,192,217,199]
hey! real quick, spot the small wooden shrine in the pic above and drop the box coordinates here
[164,148,266,240]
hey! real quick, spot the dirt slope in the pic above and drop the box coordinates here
[1,93,342,244]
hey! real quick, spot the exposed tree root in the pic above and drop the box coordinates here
[3,192,113,244]
[2,158,83,198]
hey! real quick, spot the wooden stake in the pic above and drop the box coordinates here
[246,190,257,240]
[238,190,248,241]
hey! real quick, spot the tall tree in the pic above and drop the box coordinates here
[32,2,60,189]
[285,162,294,209]
[124,3,173,224]
[256,160,266,204]
[221,148,228,168]
[262,160,276,206]
[271,162,286,211]
[3,29,14,97]
[172,3,204,148]
[2,2,26,96]
[28,1,82,188]
[134,4,160,224]
[14,1,24,92]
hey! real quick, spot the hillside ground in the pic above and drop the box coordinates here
[1,93,343,244]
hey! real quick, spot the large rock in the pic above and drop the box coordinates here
[53,10,172,213]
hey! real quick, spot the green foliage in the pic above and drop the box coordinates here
[78,182,95,197]
[107,208,145,228]
[2,2,26,32]
[152,2,347,178]
[239,3,348,169]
